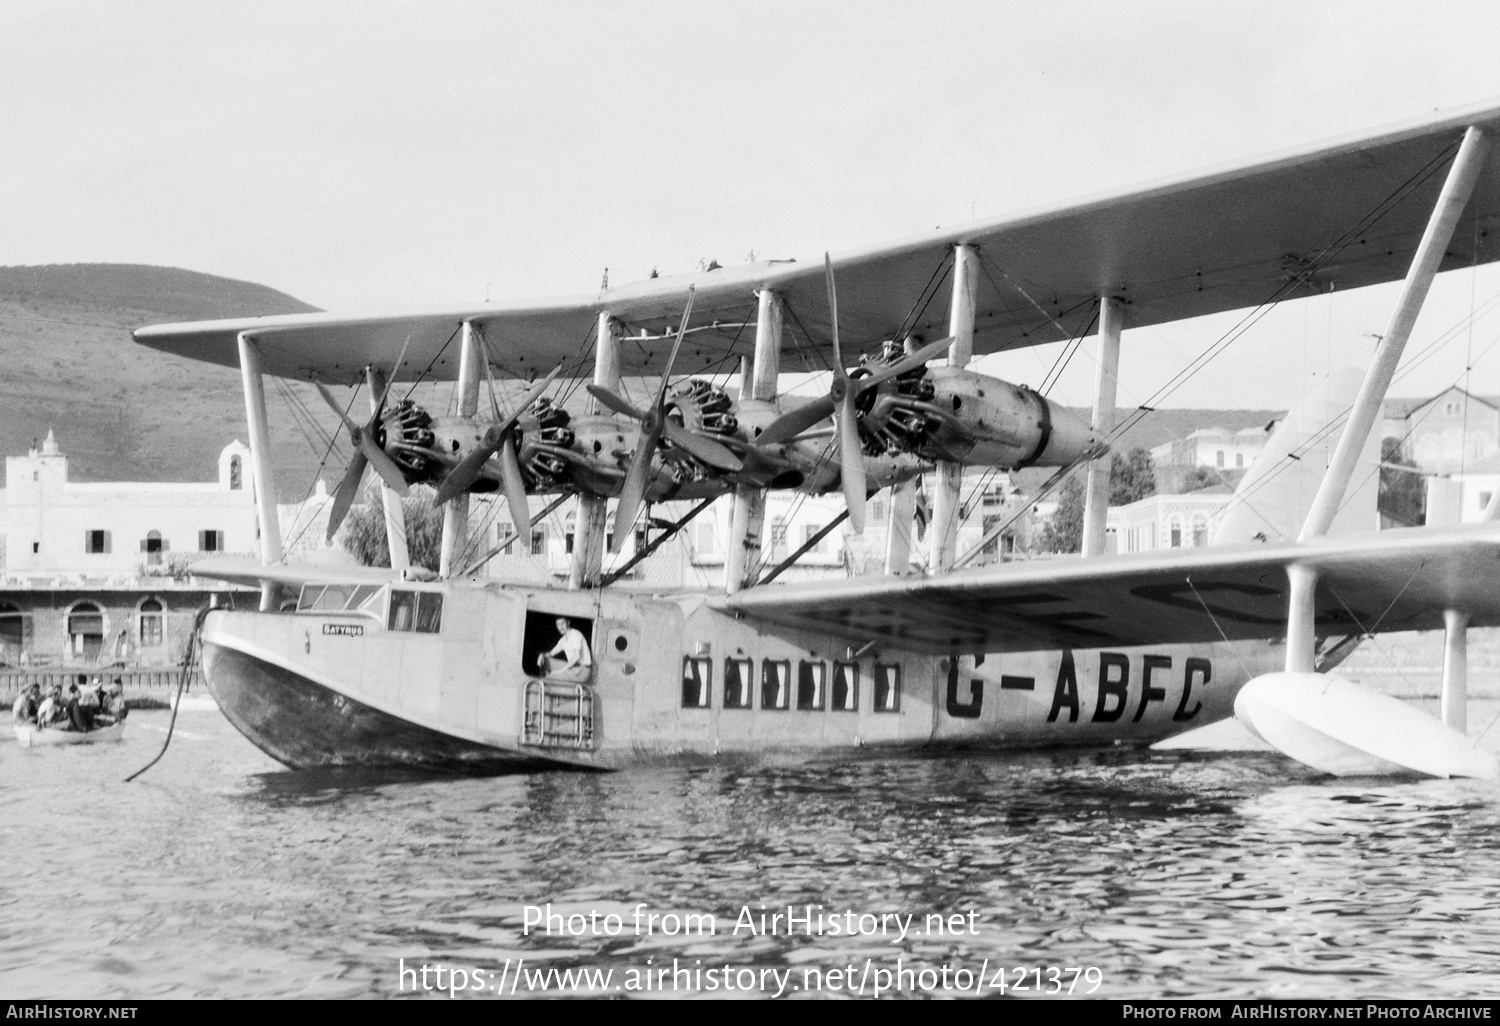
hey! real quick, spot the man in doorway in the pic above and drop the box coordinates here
[537,617,592,682]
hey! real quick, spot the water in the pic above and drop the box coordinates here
[3,705,1500,999]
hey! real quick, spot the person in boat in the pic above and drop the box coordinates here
[76,680,102,731]
[35,685,65,729]
[11,683,40,725]
[63,683,84,731]
[537,617,592,683]
[95,681,128,726]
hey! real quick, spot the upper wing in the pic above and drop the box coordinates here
[135,99,1500,383]
[715,523,1500,655]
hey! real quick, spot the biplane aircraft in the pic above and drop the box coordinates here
[136,100,1500,779]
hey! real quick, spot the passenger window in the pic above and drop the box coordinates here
[831,661,859,712]
[874,663,902,713]
[682,656,712,708]
[604,627,637,660]
[415,593,443,633]
[723,657,753,709]
[388,590,417,631]
[761,659,790,710]
[797,660,825,710]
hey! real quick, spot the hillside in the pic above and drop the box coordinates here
[0,264,339,494]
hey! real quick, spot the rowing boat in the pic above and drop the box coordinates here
[13,722,126,748]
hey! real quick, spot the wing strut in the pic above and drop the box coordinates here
[724,288,783,594]
[367,365,411,574]
[438,321,483,577]
[571,312,618,589]
[930,243,978,571]
[237,332,284,611]
[1080,296,1124,557]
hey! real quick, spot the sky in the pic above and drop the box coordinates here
[4,0,1500,412]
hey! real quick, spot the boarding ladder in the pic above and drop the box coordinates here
[521,679,595,750]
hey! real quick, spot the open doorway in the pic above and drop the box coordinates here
[0,603,26,665]
[68,602,104,662]
[521,610,595,681]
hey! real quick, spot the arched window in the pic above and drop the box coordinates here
[139,598,164,647]
[1169,518,1182,548]
[143,530,165,565]
[68,602,104,662]
[229,455,243,490]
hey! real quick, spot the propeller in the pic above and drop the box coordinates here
[318,343,413,542]
[432,363,563,542]
[585,385,743,471]
[596,287,702,553]
[753,336,954,448]
[753,255,955,533]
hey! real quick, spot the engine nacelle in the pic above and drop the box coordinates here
[857,363,1103,469]
[921,366,1102,467]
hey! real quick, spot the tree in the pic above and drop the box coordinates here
[1036,447,1157,554]
[1110,447,1158,505]
[1036,476,1085,554]
[1379,436,1425,527]
[339,483,445,572]
[1178,465,1221,493]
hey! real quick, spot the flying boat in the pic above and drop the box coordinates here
[135,100,1500,779]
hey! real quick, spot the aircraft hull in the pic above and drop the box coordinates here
[196,585,1265,774]
[201,638,574,773]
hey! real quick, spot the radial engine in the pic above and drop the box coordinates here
[851,343,1102,468]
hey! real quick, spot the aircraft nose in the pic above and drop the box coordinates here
[1035,400,1107,465]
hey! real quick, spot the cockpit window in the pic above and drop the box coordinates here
[298,583,384,615]
[388,590,416,631]
[389,589,442,634]
[414,592,443,633]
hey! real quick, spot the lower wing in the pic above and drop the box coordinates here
[716,523,1500,654]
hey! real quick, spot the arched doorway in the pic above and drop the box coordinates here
[68,602,104,662]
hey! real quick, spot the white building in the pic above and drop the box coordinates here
[1443,452,1500,524]
[1384,387,1500,474]
[1106,488,1233,554]
[1151,425,1271,472]
[0,433,352,670]
[1,430,258,579]
[0,432,262,670]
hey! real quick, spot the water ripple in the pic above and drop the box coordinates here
[2,708,1499,998]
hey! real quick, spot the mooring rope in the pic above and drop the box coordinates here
[124,604,214,783]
